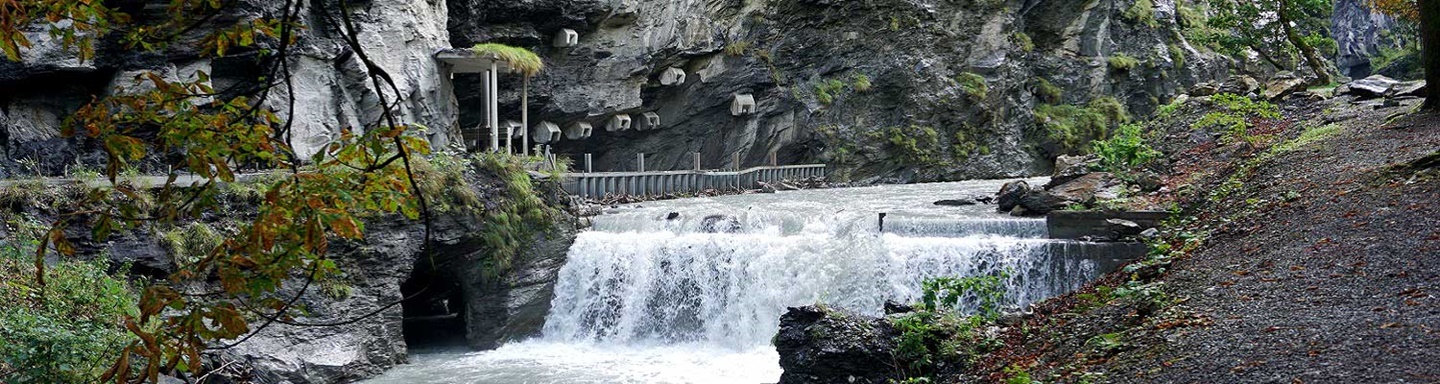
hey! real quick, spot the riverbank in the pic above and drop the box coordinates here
[775,91,1439,383]
[1037,92,1440,383]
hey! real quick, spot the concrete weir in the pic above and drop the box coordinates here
[559,164,826,198]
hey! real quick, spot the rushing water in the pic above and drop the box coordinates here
[367,178,1127,384]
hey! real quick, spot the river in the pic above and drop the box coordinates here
[366,178,1127,384]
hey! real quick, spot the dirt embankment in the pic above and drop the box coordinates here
[968,95,1440,383]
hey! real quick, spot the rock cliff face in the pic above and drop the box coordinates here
[1331,0,1405,79]
[448,0,1230,182]
[0,0,457,177]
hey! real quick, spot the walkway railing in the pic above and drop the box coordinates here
[559,164,827,198]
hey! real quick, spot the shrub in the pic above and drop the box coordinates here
[1108,54,1140,72]
[1191,93,1280,144]
[1168,44,1187,67]
[1092,123,1162,171]
[920,272,1010,320]
[0,220,139,383]
[814,78,847,105]
[878,125,944,166]
[1034,97,1130,153]
[852,73,872,93]
[1013,32,1035,52]
[955,72,988,100]
[1031,77,1062,104]
[1123,0,1158,28]
[474,154,557,277]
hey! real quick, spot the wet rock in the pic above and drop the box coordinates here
[1106,218,1144,238]
[666,212,680,220]
[934,198,978,206]
[700,215,741,233]
[1049,172,1122,203]
[997,180,1032,212]
[1047,154,1099,188]
[1016,190,1074,216]
[884,300,915,315]
[776,306,897,384]
[1341,75,1399,99]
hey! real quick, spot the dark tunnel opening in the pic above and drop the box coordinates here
[400,264,469,350]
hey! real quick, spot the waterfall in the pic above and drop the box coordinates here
[367,179,1134,384]
[543,222,1095,349]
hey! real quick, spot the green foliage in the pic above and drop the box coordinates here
[724,41,750,56]
[1013,32,1035,52]
[853,73,873,93]
[159,221,224,267]
[1155,98,1185,118]
[474,153,556,278]
[1108,54,1141,72]
[1035,97,1130,154]
[1031,77,1062,104]
[1092,123,1162,171]
[415,150,483,214]
[891,310,1001,380]
[814,78,847,105]
[920,272,1010,320]
[1168,44,1187,67]
[1,217,139,383]
[878,125,945,167]
[955,72,988,100]
[1191,93,1280,144]
[1123,0,1159,27]
[470,43,544,76]
[1272,123,1342,153]
[1198,0,1336,80]
[1003,365,1041,384]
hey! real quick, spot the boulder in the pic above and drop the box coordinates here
[776,306,897,384]
[1219,75,1261,95]
[1046,154,1099,188]
[1386,80,1426,98]
[1340,75,1399,98]
[1016,190,1074,215]
[1050,172,1122,203]
[934,198,978,206]
[996,180,1031,212]
[1262,73,1309,101]
[1189,81,1221,97]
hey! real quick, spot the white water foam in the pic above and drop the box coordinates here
[367,178,1115,384]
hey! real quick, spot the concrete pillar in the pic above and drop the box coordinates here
[693,152,701,171]
[732,153,741,171]
[769,151,778,166]
[636,153,645,172]
[489,63,500,152]
[584,153,593,173]
[522,77,530,156]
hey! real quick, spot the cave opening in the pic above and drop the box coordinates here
[400,264,468,349]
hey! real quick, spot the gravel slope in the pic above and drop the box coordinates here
[969,96,1440,383]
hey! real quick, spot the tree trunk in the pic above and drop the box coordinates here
[1278,0,1333,85]
[1422,0,1440,110]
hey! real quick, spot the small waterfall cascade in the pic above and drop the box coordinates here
[367,179,1137,384]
